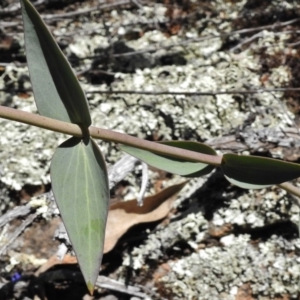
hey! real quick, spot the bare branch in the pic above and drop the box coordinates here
[2,87,300,96]
[0,213,38,256]
[84,87,300,96]
[0,204,32,228]
[96,275,149,298]
[278,182,300,200]
[41,0,132,21]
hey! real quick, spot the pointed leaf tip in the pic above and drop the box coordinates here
[51,137,109,290]
[120,141,216,177]
[20,0,91,126]
[87,282,94,295]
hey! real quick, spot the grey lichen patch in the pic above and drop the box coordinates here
[0,82,66,191]
[268,65,291,88]
[212,186,299,228]
[68,34,109,59]
[0,117,63,190]
[159,235,300,300]
[83,26,295,144]
[87,57,258,141]
[118,176,300,298]
[122,206,209,270]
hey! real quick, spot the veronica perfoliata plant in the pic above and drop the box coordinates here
[1,0,300,293]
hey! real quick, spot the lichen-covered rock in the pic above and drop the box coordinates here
[160,235,300,300]
[1,0,300,298]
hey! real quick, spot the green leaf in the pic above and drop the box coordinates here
[222,153,300,189]
[20,0,91,127]
[51,137,109,293]
[120,141,216,177]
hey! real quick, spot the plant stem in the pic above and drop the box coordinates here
[278,182,300,200]
[88,127,222,165]
[3,106,300,198]
[0,106,222,166]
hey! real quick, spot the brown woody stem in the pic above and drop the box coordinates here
[0,106,222,165]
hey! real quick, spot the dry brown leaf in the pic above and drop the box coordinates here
[36,180,188,273]
[35,254,77,276]
[0,36,13,50]
[104,180,188,253]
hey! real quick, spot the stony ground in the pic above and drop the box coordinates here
[1,0,300,299]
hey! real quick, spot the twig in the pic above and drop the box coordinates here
[137,162,148,206]
[1,87,300,96]
[0,204,32,228]
[230,31,264,52]
[131,0,144,10]
[287,40,300,47]
[108,154,139,190]
[231,18,300,35]
[230,30,300,52]
[278,182,300,200]
[0,21,20,29]
[96,275,148,298]
[0,213,38,256]
[84,87,300,96]
[41,0,132,20]
[207,127,300,151]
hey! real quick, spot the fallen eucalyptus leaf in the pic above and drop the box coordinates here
[120,141,216,177]
[35,254,77,277]
[104,180,188,253]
